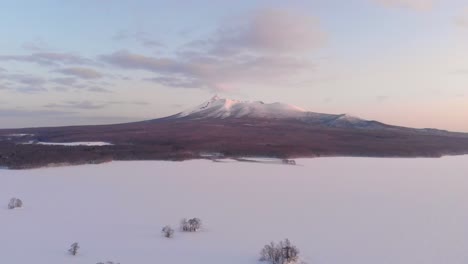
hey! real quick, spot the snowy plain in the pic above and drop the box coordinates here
[24,141,113,146]
[1,156,468,264]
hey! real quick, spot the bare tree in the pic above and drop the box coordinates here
[15,198,23,208]
[260,239,301,264]
[8,198,23,209]
[162,225,174,238]
[181,218,189,231]
[68,242,79,256]
[181,217,202,232]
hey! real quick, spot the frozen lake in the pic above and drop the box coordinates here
[1,156,468,264]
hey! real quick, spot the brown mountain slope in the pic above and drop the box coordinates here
[1,117,468,169]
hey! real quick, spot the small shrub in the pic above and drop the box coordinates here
[162,225,175,238]
[260,239,301,264]
[8,198,23,209]
[68,242,79,256]
[180,218,202,232]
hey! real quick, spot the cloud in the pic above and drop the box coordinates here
[15,86,48,93]
[102,50,313,90]
[144,76,206,89]
[22,38,51,51]
[376,95,390,102]
[373,0,434,11]
[0,108,76,118]
[44,100,149,110]
[0,67,6,72]
[100,50,183,73]
[0,52,94,66]
[455,8,468,28]
[50,77,113,93]
[0,73,48,93]
[56,67,103,79]
[112,30,164,48]
[86,86,112,93]
[50,77,78,86]
[44,101,108,110]
[207,8,326,55]
[101,9,325,91]
[5,74,46,86]
[108,100,150,106]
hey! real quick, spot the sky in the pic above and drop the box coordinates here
[1,0,468,131]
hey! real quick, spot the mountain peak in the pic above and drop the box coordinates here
[176,96,306,119]
[210,94,222,102]
[171,96,386,130]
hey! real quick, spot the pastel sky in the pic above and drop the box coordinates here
[1,0,468,131]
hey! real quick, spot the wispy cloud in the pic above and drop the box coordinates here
[22,38,51,51]
[144,76,206,89]
[100,50,183,73]
[44,100,149,110]
[376,95,390,102]
[112,30,164,49]
[455,8,468,28]
[56,67,103,79]
[5,74,46,86]
[50,77,78,86]
[0,52,94,66]
[0,108,76,117]
[0,73,48,93]
[15,86,48,93]
[1,8,325,95]
[373,0,434,11]
[86,86,112,93]
[101,8,325,91]
[200,8,326,55]
[44,100,108,110]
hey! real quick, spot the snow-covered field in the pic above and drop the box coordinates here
[28,141,113,146]
[1,157,468,264]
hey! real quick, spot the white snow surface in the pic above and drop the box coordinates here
[1,157,468,264]
[5,133,34,137]
[178,95,308,119]
[25,141,112,146]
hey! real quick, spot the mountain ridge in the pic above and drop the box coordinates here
[1,96,468,169]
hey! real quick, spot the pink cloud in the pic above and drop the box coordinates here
[210,8,327,55]
[373,0,434,11]
[455,8,468,28]
[101,9,326,91]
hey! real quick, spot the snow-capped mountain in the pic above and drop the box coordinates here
[173,96,386,129]
[3,95,468,169]
[176,95,307,119]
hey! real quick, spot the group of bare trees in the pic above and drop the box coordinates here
[180,218,202,232]
[8,197,23,209]
[260,239,302,264]
[161,217,202,239]
[10,199,302,263]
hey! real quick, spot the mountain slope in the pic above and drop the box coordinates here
[1,96,468,169]
[174,95,308,119]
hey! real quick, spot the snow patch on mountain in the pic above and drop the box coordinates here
[177,95,308,119]
[172,96,389,129]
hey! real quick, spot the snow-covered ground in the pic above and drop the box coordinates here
[1,157,468,264]
[22,141,112,146]
[5,133,34,137]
